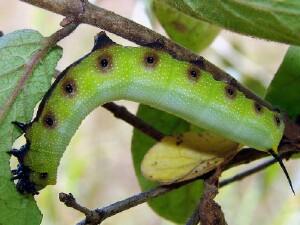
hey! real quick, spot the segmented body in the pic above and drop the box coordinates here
[12,33,284,193]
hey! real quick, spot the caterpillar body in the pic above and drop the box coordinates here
[11,32,284,194]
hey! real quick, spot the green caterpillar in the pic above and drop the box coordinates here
[10,32,284,194]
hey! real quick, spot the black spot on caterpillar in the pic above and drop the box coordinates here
[62,79,77,97]
[97,53,113,73]
[143,51,159,68]
[274,115,282,127]
[254,102,263,114]
[187,66,201,82]
[43,112,56,128]
[225,85,237,99]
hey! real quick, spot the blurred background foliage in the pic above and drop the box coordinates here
[1,0,300,224]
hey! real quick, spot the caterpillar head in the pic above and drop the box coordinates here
[12,164,52,195]
[10,143,54,195]
[12,166,40,195]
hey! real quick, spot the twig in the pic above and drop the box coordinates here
[59,193,92,216]
[59,193,99,225]
[220,157,277,187]
[59,183,185,225]
[19,0,273,110]
[186,206,201,225]
[72,152,295,225]
[220,149,296,187]
[0,21,78,124]
[102,103,164,141]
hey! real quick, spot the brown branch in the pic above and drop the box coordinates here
[187,152,292,225]
[186,172,221,225]
[102,103,164,141]
[59,193,92,216]
[59,183,186,225]
[220,158,276,188]
[70,150,297,225]
[19,0,273,110]
[219,149,295,188]
[198,182,227,225]
[186,170,227,225]
[0,21,78,124]
[186,206,201,225]
[59,193,99,225]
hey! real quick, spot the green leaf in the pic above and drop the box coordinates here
[163,0,300,46]
[152,0,220,52]
[242,76,266,98]
[0,29,62,225]
[266,46,300,119]
[131,105,204,224]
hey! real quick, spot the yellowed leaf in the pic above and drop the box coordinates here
[141,131,240,184]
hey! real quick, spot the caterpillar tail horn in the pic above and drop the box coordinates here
[268,150,295,195]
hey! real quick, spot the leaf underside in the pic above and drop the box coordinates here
[162,0,300,46]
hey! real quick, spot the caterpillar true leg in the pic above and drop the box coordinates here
[12,121,29,132]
